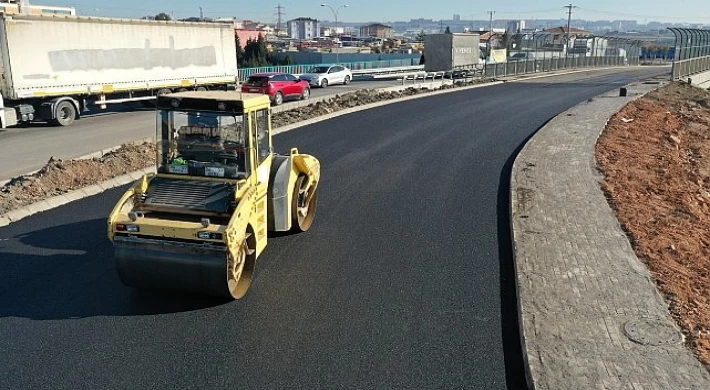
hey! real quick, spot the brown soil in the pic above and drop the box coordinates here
[596,81,710,368]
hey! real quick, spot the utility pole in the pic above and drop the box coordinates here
[321,4,348,64]
[275,4,285,36]
[487,10,495,62]
[18,0,31,14]
[563,3,577,58]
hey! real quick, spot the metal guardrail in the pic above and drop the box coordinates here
[238,48,646,84]
[237,59,420,81]
[397,55,636,86]
[351,65,424,75]
[482,56,629,78]
[668,28,710,81]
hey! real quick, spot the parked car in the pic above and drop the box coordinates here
[241,72,310,105]
[298,65,352,88]
[508,52,536,61]
[443,69,472,79]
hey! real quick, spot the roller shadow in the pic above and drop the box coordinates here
[494,117,558,390]
[0,218,228,320]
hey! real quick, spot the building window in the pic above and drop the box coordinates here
[41,9,73,15]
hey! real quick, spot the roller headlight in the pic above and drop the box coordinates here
[197,232,223,240]
[116,224,140,232]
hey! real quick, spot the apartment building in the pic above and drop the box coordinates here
[287,17,320,40]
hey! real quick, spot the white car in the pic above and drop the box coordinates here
[298,65,352,88]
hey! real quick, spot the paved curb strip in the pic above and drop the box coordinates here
[0,65,643,228]
[510,81,710,388]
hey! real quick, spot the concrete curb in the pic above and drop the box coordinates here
[510,76,710,388]
[0,65,649,227]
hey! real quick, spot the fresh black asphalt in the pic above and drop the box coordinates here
[0,68,668,389]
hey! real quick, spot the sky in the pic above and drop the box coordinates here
[37,1,710,24]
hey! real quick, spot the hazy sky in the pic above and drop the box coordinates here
[41,1,710,24]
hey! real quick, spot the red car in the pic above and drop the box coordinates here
[241,72,310,105]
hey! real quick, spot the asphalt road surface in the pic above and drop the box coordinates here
[0,78,404,182]
[0,67,669,388]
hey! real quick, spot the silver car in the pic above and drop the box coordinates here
[298,65,352,88]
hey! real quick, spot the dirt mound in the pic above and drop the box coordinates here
[0,143,155,215]
[596,81,710,367]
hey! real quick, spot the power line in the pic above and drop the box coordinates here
[563,4,577,59]
[579,7,710,21]
[494,8,566,15]
[274,4,285,35]
[487,10,494,62]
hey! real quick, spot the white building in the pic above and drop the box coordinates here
[0,0,76,16]
[321,26,345,37]
[507,20,526,34]
[287,17,320,40]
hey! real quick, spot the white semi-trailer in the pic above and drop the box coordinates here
[424,33,481,72]
[0,13,239,128]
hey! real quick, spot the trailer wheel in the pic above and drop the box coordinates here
[156,88,172,96]
[196,86,208,92]
[53,101,76,127]
[291,175,318,232]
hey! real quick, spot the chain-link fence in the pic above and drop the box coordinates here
[476,32,641,78]
[668,28,710,81]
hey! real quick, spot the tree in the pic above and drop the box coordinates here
[242,34,271,67]
[243,38,256,67]
[235,35,246,66]
[499,31,512,50]
[256,34,269,63]
[416,30,426,42]
[154,12,171,21]
[444,26,451,34]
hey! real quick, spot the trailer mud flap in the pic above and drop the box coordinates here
[113,236,230,297]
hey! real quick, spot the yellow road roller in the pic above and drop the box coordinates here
[107,91,320,299]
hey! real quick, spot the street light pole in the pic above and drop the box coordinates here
[563,4,577,60]
[487,10,495,63]
[321,3,348,63]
